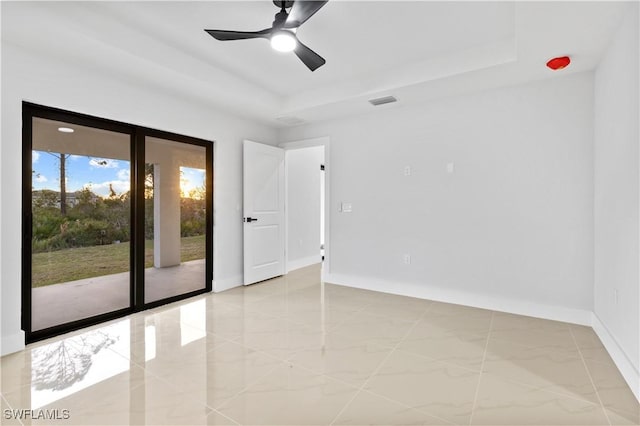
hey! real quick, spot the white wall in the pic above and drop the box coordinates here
[0,42,278,355]
[281,72,595,323]
[593,1,640,397]
[286,146,324,271]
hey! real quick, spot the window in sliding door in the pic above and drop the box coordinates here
[144,136,209,304]
[29,117,133,332]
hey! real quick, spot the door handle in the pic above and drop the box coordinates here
[244,217,258,222]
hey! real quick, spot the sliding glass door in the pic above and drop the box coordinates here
[23,104,213,342]
[144,136,208,304]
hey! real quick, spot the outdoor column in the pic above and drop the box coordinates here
[153,161,181,268]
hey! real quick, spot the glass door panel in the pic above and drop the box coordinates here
[30,117,131,331]
[144,136,207,303]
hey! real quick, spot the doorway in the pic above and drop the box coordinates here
[22,103,213,342]
[281,137,329,276]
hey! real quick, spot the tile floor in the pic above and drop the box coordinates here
[1,264,638,425]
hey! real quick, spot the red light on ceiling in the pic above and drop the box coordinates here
[546,56,571,70]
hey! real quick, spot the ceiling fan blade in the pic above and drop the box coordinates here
[285,1,328,28]
[294,39,325,71]
[204,28,271,41]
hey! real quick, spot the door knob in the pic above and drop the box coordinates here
[244,217,258,222]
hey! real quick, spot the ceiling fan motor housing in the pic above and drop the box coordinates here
[273,10,289,28]
[273,1,294,9]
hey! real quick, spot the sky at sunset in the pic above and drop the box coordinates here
[32,150,205,198]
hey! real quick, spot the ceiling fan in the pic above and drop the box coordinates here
[204,0,328,71]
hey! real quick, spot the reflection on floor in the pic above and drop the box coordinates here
[4,263,639,425]
[31,259,205,331]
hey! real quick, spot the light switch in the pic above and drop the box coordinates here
[446,162,455,174]
[341,202,353,213]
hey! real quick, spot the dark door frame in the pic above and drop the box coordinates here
[22,102,214,343]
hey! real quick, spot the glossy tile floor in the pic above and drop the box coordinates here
[2,264,638,425]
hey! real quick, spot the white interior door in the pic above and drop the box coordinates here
[243,140,285,285]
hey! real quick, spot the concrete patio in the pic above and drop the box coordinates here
[32,259,206,331]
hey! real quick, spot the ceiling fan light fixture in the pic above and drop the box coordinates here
[270,30,297,52]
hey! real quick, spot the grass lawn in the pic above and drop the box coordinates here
[32,235,206,287]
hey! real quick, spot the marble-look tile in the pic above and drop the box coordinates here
[119,376,213,425]
[414,311,493,336]
[138,326,228,365]
[333,390,451,425]
[1,350,31,395]
[332,311,415,348]
[279,303,360,333]
[206,410,240,425]
[492,312,570,332]
[4,331,144,403]
[427,302,492,319]
[584,358,640,418]
[289,332,393,387]
[605,407,640,425]
[148,341,284,409]
[580,345,616,366]
[208,286,273,308]
[234,317,325,360]
[570,325,606,350]
[1,329,126,396]
[364,350,479,425]
[121,320,230,366]
[472,373,610,425]
[3,364,147,425]
[398,331,488,371]
[239,292,321,320]
[490,313,578,351]
[201,305,268,341]
[491,327,576,351]
[359,295,430,322]
[322,282,379,301]
[1,394,23,425]
[321,284,380,310]
[4,263,638,426]
[483,338,599,403]
[242,288,360,333]
[216,363,359,425]
[283,270,323,293]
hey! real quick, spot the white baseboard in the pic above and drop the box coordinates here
[324,272,592,326]
[287,255,322,273]
[592,313,640,402]
[213,274,242,293]
[1,330,25,356]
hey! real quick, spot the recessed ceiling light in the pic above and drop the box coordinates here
[58,127,74,133]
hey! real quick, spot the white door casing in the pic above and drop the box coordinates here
[243,140,285,285]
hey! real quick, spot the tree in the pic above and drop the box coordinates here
[44,152,71,215]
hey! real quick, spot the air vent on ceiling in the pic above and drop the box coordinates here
[276,116,306,126]
[368,95,398,106]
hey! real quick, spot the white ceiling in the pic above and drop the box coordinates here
[2,1,630,127]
